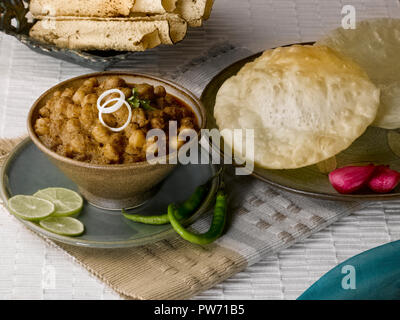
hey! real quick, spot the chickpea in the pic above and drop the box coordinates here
[154,86,166,97]
[82,93,98,106]
[125,145,134,155]
[80,104,96,128]
[39,106,50,118]
[53,90,62,98]
[124,123,139,137]
[119,87,133,98]
[108,133,124,151]
[104,92,120,102]
[66,104,81,119]
[128,129,146,149]
[82,77,99,88]
[101,113,118,128]
[92,124,110,145]
[72,88,87,105]
[180,117,195,129]
[179,118,196,137]
[70,134,86,153]
[49,119,64,138]
[35,118,50,135]
[65,118,81,133]
[163,106,182,120]
[102,144,120,163]
[53,96,73,116]
[114,106,129,126]
[149,109,163,118]
[165,94,175,104]
[131,108,148,127]
[61,88,75,98]
[150,117,165,130]
[135,83,154,100]
[102,76,126,90]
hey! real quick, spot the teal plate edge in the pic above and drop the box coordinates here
[298,240,400,300]
[0,138,220,248]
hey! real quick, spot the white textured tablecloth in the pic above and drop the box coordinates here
[1,0,400,300]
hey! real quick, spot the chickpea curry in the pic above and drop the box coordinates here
[34,76,199,164]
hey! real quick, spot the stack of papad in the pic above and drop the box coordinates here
[29,0,214,51]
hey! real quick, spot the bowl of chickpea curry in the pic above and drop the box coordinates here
[27,72,205,210]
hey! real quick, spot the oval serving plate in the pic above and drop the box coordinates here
[201,45,400,201]
[0,138,219,248]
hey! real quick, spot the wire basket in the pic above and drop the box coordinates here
[0,0,134,70]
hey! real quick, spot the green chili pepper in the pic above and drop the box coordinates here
[122,167,224,225]
[167,187,227,245]
[121,210,170,225]
[122,183,209,225]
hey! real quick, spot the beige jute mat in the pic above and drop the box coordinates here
[0,137,247,300]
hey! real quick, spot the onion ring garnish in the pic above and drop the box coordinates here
[97,88,132,132]
[97,89,125,114]
[98,100,132,132]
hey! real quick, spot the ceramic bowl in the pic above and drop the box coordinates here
[27,71,206,210]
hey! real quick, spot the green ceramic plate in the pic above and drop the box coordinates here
[298,240,400,300]
[201,50,400,201]
[0,139,219,248]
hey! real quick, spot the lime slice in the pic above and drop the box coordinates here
[33,188,83,217]
[8,195,55,221]
[39,217,85,236]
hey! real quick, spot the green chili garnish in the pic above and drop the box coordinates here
[167,185,227,245]
[122,183,209,225]
[122,168,224,226]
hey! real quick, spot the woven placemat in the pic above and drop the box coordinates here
[0,133,364,300]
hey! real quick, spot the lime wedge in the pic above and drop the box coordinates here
[33,188,83,217]
[8,195,55,221]
[39,217,84,236]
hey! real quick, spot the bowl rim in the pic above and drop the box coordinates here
[27,71,207,170]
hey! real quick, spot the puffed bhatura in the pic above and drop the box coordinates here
[214,45,380,170]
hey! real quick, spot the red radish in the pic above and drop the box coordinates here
[329,165,376,194]
[368,166,400,193]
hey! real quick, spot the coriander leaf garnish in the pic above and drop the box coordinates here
[127,88,156,111]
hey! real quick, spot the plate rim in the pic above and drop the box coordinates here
[200,42,400,202]
[0,138,220,248]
